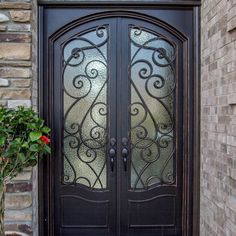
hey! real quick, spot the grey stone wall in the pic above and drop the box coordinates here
[201,0,236,235]
[0,0,34,235]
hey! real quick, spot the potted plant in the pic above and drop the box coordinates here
[0,106,51,235]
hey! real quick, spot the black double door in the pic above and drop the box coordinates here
[42,9,191,236]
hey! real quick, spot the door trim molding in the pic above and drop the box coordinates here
[192,6,200,236]
[48,11,188,43]
[38,0,201,7]
[38,4,200,236]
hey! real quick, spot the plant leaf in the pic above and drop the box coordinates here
[29,131,42,142]
[29,144,39,152]
[42,127,50,133]
[18,153,26,162]
[0,136,6,146]
[44,145,51,154]
[22,142,29,148]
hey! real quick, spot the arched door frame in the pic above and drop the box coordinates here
[38,2,200,236]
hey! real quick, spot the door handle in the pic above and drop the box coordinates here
[121,137,129,172]
[109,148,116,172]
[122,147,129,172]
[109,138,116,172]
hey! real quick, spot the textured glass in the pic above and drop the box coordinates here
[129,26,176,189]
[63,26,108,189]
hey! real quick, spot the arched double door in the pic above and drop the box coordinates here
[40,5,199,236]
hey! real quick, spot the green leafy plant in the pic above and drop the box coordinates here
[0,106,51,235]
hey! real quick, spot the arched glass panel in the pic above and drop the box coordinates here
[129,26,176,189]
[62,26,108,189]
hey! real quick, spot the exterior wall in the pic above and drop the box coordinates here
[201,0,236,235]
[0,0,34,235]
[0,0,236,235]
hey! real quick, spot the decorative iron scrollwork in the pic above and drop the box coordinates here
[129,26,176,190]
[62,25,109,190]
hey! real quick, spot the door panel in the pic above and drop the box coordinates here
[54,17,182,236]
[53,19,118,236]
[119,19,183,236]
[41,7,197,236]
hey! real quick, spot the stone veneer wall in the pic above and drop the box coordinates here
[201,0,236,235]
[0,0,34,235]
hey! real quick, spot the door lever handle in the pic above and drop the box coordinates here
[122,147,129,172]
[109,148,116,172]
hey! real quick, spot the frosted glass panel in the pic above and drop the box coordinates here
[129,26,176,189]
[63,26,108,189]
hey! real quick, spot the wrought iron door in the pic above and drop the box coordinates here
[40,5,200,236]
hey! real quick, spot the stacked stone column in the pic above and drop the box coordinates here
[0,1,33,235]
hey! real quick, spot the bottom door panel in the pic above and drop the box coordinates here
[128,195,176,227]
[61,196,109,227]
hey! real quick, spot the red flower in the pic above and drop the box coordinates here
[40,135,50,144]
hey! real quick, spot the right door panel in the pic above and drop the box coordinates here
[119,18,183,236]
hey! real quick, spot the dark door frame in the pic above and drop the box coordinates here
[38,1,200,236]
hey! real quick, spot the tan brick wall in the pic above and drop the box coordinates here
[0,0,33,235]
[201,0,236,235]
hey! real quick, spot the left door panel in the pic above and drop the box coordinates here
[51,18,117,236]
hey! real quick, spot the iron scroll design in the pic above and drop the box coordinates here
[61,25,109,190]
[129,26,176,190]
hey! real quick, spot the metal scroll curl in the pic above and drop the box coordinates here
[62,25,109,190]
[129,26,176,190]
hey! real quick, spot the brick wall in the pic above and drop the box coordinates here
[0,0,34,235]
[201,0,236,235]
